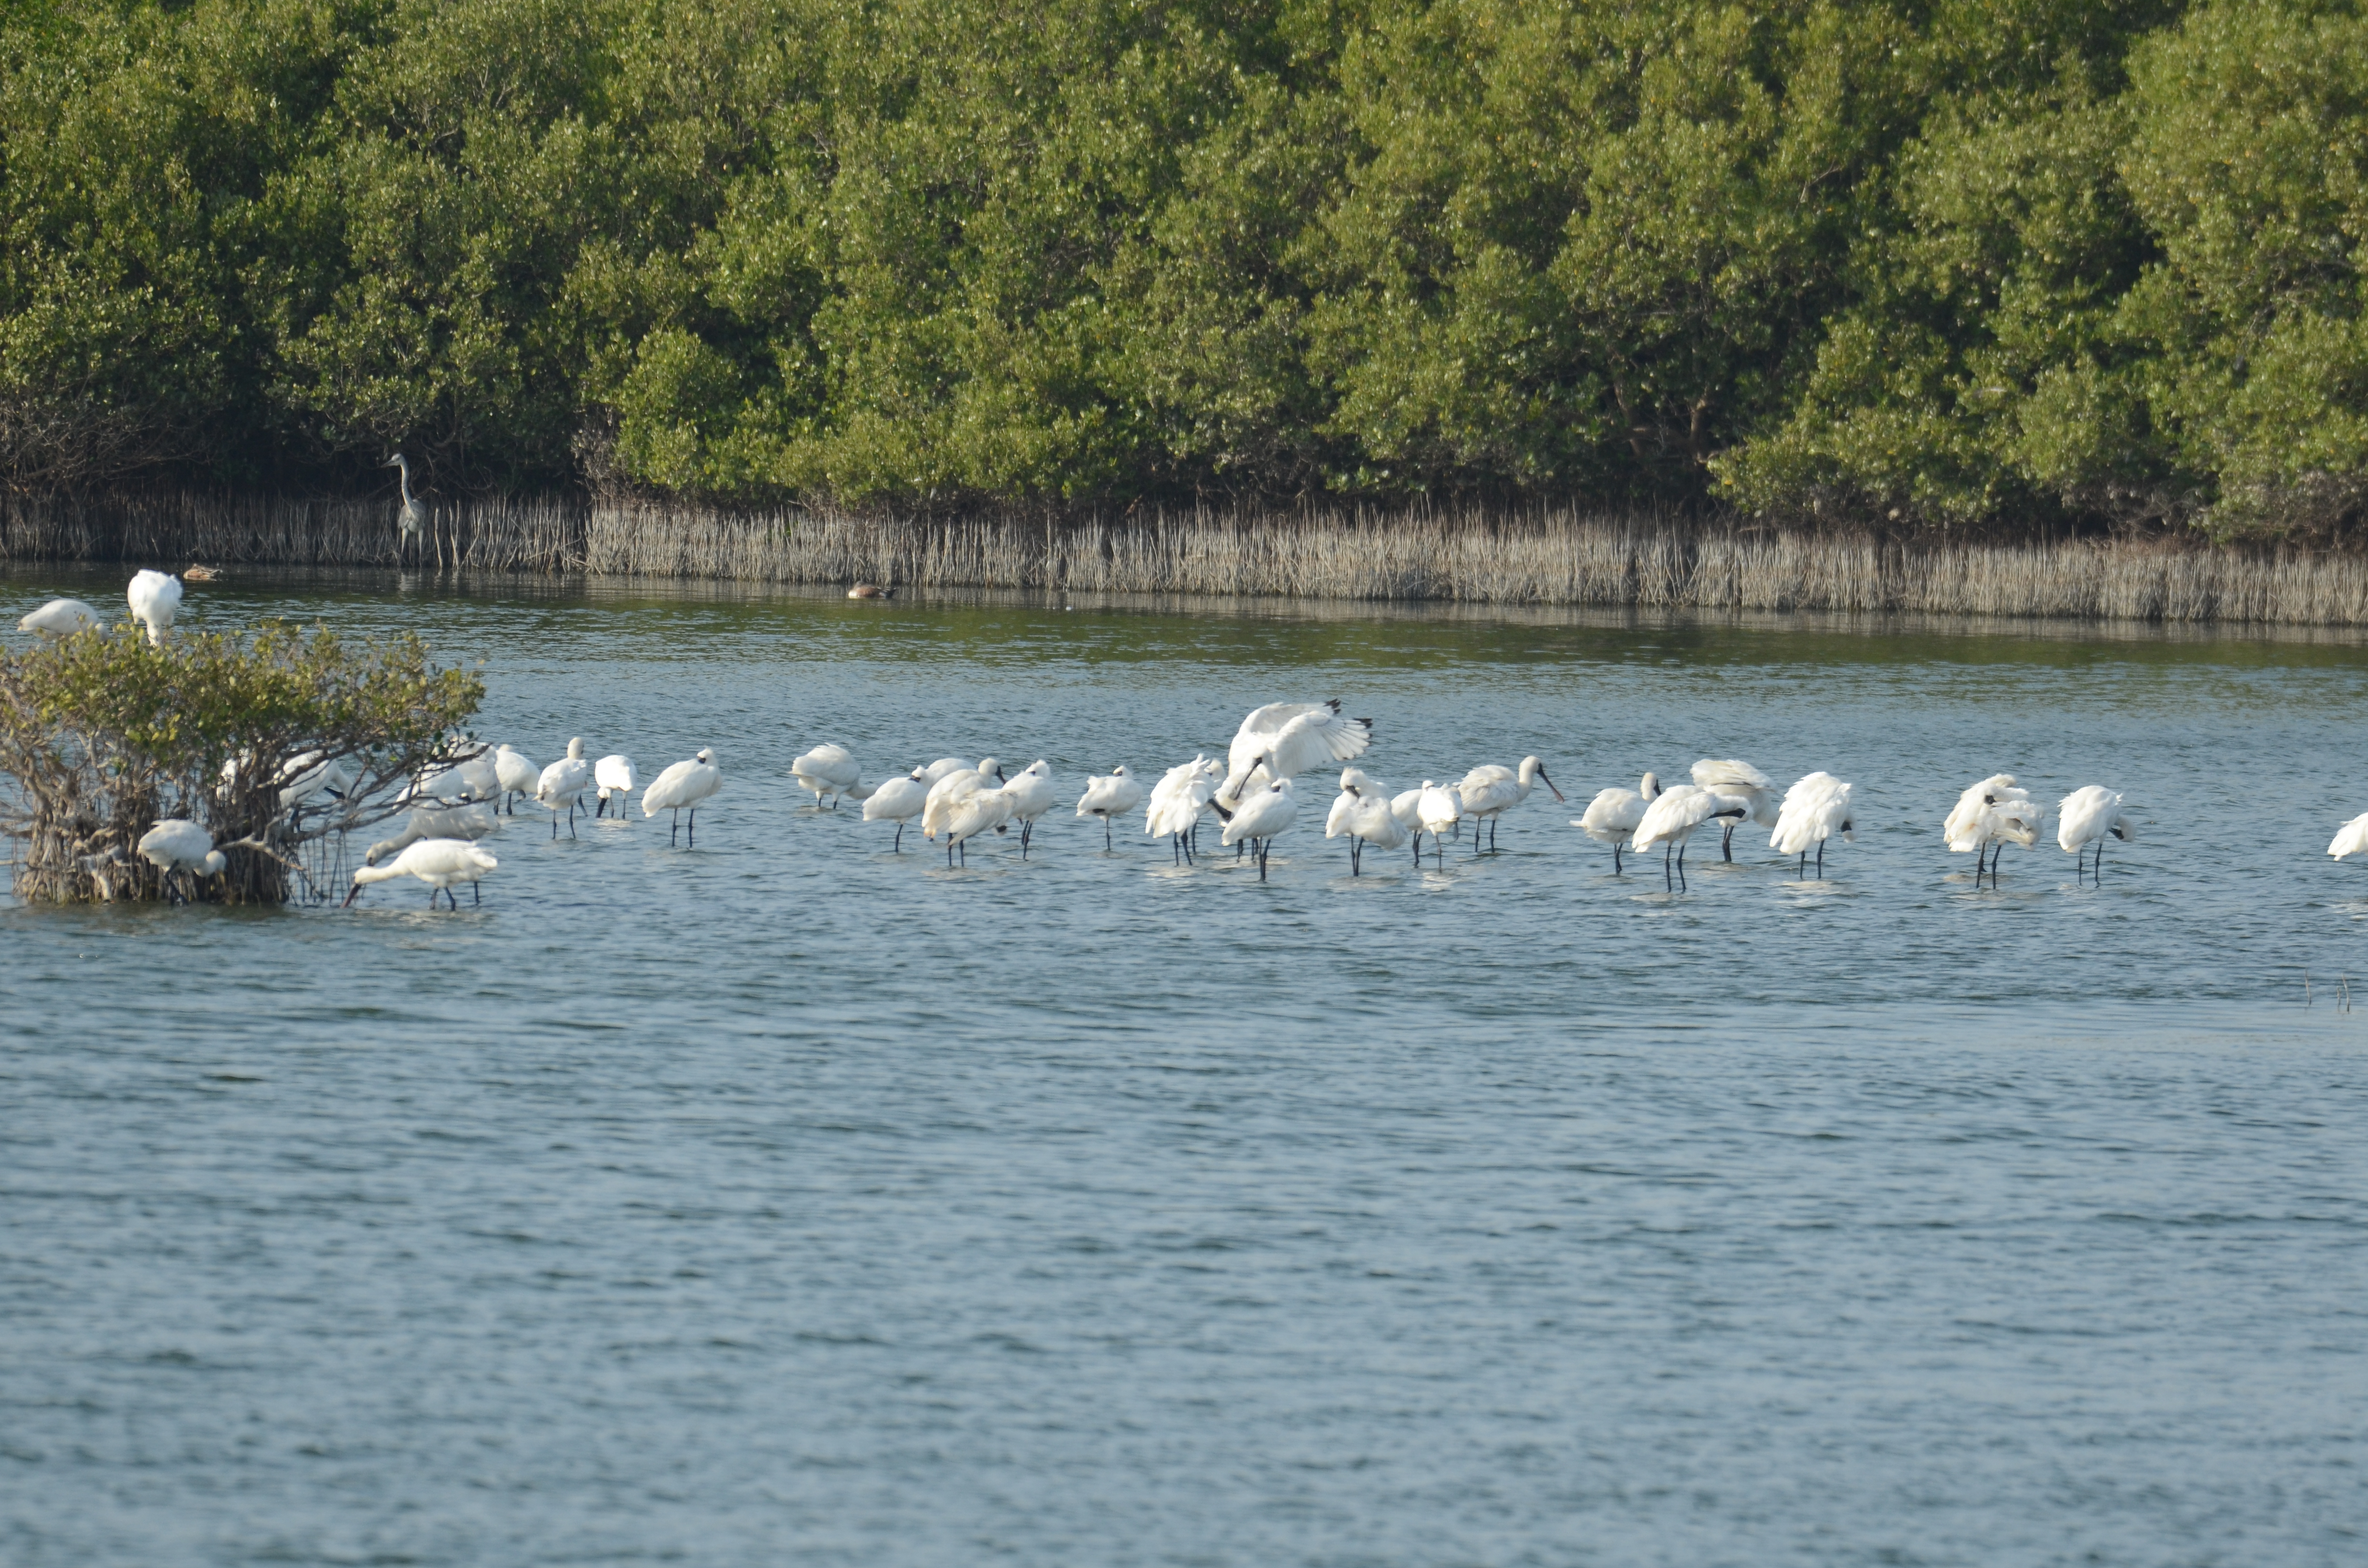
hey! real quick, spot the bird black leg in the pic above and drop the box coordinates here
[1721,822,1734,862]
[568,801,577,839]
[473,881,481,905]
[550,811,558,840]
[893,822,904,852]
[1815,841,1825,877]
[1663,843,1673,890]
[1105,818,1113,852]
[669,809,680,845]
[687,809,696,847]
[1613,842,1623,875]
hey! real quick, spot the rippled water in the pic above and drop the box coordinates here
[5,568,2366,1566]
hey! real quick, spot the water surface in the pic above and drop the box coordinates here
[4,569,2365,1566]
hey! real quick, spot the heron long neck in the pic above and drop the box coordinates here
[396,457,415,506]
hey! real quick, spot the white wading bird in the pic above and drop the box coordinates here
[1329,769,1407,875]
[924,759,1004,839]
[937,772,1013,866]
[1770,772,1856,879]
[345,838,496,910]
[1001,760,1057,856]
[366,802,500,865]
[274,750,355,814]
[2331,813,2368,861]
[594,754,636,819]
[1945,773,2039,887]
[1416,781,1464,864]
[1574,772,1661,874]
[493,744,539,814]
[1691,758,1778,861]
[644,748,721,845]
[1454,757,1564,852]
[412,742,500,805]
[137,819,226,899]
[1390,783,1429,866]
[1144,756,1221,862]
[127,570,181,646]
[1632,784,1747,891]
[1212,700,1373,815]
[1077,764,1147,850]
[535,737,593,838]
[18,598,99,636]
[791,744,863,809]
[1221,775,1297,882]
[920,757,978,786]
[864,767,931,851]
[2056,785,2134,882]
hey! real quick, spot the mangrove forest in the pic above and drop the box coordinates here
[3,0,2366,539]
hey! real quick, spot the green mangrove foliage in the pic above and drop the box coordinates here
[1,0,2364,536]
[0,619,483,902]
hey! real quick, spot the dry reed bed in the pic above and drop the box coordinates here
[12,493,2368,625]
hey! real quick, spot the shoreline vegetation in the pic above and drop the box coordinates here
[12,493,2368,626]
[4,2,2368,547]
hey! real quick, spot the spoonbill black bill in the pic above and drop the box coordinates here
[1455,757,1565,851]
[345,838,497,909]
[1632,784,1745,891]
[594,754,636,819]
[1691,759,1777,860]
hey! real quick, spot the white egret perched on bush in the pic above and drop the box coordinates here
[18,598,98,636]
[644,747,721,845]
[1574,772,1662,874]
[2056,785,2134,881]
[1455,757,1564,851]
[126,571,181,646]
[863,766,930,850]
[1770,772,1855,879]
[345,838,497,909]
[385,452,428,561]
[1077,763,1147,850]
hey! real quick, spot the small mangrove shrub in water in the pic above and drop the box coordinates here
[0,622,483,904]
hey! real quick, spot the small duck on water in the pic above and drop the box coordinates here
[184,564,222,582]
[846,582,895,600]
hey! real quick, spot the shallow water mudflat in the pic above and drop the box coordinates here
[4,569,2366,1566]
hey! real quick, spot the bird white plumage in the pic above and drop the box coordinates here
[1574,771,1662,873]
[345,837,497,909]
[791,744,863,808]
[366,802,500,864]
[1215,700,1372,808]
[493,745,539,813]
[138,820,225,880]
[924,759,1003,839]
[643,747,721,845]
[1946,772,2039,883]
[1332,769,1406,874]
[864,767,931,850]
[1770,772,1855,877]
[19,598,99,636]
[534,737,592,838]
[126,571,181,646]
[1143,756,1220,860]
[1692,758,1777,860]
[1631,783,1745,889]
[1416,781,1463,861]
[594,754,636,818]
[1000,760,1057,855]
[1221,777,1297,881]
[2056,785,2134,880]
[2331,813,2368,860]
[1455,756,1564,850]
[1076,764,1147,850]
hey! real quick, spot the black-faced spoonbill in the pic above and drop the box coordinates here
[1221,776,1297,881]
[345,838,496,909]
[1329,769,1406,875]
[594,754,636,819]
[1390,783,1429,865]
[535,738,593,838]
[923,760,1003,841]
[1213,700,1373,811]
[1691,759,1777,861]
[1416,781,1464,864]
[938,773,1013,865]
[1945,773,2038,887]
[1574,772,1662,874]
[644,748,721,845]
[18,598,99,636]
[137,819,226,900]
[1001,760,1057,855]
[1632,784,1746,891]
[864,767,930,850]
[2332,814,2368,861]
[2056,785,2133,881]
[367,803,500,865]
[1771,772,1855,879]
[791,744,863,809]
[1455,757,1565,852]
[1078,764,1147,850]
[493,745,538,813]
[127,570,181,645]
[1143,757,1219,862]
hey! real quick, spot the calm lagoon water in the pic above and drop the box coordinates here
[4,568,2366,1565]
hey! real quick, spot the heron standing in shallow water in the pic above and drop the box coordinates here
[385,453,428,565]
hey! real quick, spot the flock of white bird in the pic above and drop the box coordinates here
[18,574,2368,909]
